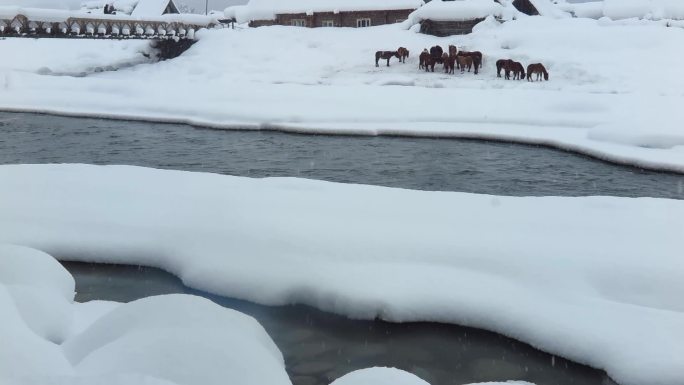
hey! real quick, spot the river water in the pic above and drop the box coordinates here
[1,112,682,198]
[2,111,670,385]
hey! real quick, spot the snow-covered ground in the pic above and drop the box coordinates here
[1,164,682,385]
[1,15,684,171]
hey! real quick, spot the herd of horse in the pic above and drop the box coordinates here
[375,45,549,82]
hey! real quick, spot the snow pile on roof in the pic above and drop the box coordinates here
[408,0,504,22]
[0,0,81,9]
[528,0,569,18]
[0,6,76,21]
[0,243,292,385]
[2,164,683,385]
[226,0,424,23]
[604,0,684,20]
[131,0,175,16]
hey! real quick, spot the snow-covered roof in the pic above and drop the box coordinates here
[527,0,569,18]
[226,0,424,23]
[130,0,177,16]
[408,0,504,22]
[0,0,81,10]
[0,5,216,24]
[603,0,684,20]
[0,6,74,21]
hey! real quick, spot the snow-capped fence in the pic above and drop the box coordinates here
[0,10,217,40]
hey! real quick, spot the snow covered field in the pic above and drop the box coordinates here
[1,14,684,171]
[1,164,683,385]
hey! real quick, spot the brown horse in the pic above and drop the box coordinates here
[375,50,400,67]
[442,53,456,74]
[397,47,409,63]
[496,59,513,78]
[419,49,430,70]
[510,61,525,80]
[457,55,473,73]
[457,51,482,74]
[527,63,549,81]
[448,45,458,57]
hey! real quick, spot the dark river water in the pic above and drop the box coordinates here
[63,262,612,385]
[1,111,669,385]
[1,112,682,198]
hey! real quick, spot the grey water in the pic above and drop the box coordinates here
[1,110,670,385]
[63,261,612,385]
[1,112,682,198]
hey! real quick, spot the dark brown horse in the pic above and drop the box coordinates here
[510,61,525,80]
[430,45,444,64]
[375,50,400,67]
[527,63,549,81]
[448,45,458,58]
[496,59,513,78]
[397,47,409,63]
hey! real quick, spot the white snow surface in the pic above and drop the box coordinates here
[557,1,604,19]
[228,0,423,23]
[603,0,684,20]
[0,164,683,385]
[1,17,684,172]
[0,243,292,385]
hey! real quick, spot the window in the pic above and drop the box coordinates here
[321,20,334,27]
[291,19,305,27]
[356,18,371,28]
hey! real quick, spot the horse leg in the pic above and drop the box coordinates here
[375,57,379,67]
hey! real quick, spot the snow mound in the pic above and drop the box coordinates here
[0,244,75,381]
[0,243,291,385]
[1,164,682,385]
[330,367,431,385]
[63,294,291,385]
[331,368,537,385]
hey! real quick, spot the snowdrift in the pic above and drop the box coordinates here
[0,164,682,385]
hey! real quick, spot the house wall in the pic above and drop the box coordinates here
[249,9,413,28]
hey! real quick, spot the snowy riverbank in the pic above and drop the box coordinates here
[2,16,684,171]
[1,164,682,385]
